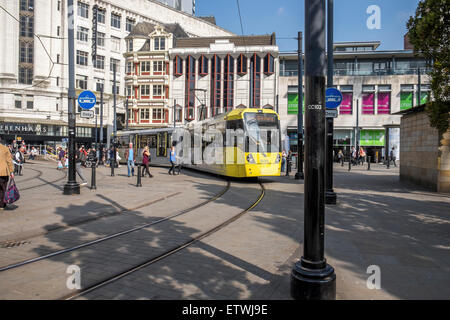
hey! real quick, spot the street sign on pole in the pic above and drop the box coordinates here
[325,87,343,109]
[326,109,338,118]
[78,91,97,110]
[80,110,94,118]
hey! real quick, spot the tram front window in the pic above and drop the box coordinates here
[244,113,280,153]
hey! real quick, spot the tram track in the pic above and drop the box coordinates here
[0,180,231,273]
[64,180,265,300]
[17,166,67,191]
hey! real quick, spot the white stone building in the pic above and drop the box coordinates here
[0,0,232,148]
[169,34,279,124]
[278,42,431,161]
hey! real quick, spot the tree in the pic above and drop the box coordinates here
[407,0,450,135]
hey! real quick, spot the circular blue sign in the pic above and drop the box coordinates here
[78,91,97,110]
[326,88,343,109]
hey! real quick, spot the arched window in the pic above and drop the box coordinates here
[223,54,234,113]
[264,53,274,75]
[237,54,247,75]
[198,55,208,76]
[174,55,182,76]
[184,55,195,121]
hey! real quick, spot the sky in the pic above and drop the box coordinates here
[195,0,421,52]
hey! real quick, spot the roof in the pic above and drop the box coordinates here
[174,33,277,48]
[198,16,216,25]
[127,21,189,39]
[279,49,417,60]
[334,41,381,50]
[392,104,427,116]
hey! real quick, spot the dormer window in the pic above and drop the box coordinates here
[154,37,166,51]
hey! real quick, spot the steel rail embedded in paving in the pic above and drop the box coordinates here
[0,180,231,273]
[64,180,265,300]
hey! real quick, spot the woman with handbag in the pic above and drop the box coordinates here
[0,140,15,209]
[141,146,153,178]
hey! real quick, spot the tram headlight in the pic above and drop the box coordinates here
[246,154,256,164]
[275,154,280,163]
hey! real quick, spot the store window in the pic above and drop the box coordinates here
[377,85,391,114]
[362,85,375,115]
[339,85,353,115]
[400,84,414,110]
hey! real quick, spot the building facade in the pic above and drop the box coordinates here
[155,0,196,15]
[0,0,232,148]
[278,42,431,161]
[169,34,279,124]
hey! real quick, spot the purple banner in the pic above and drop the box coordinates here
[339,93,353,115]
[377,92,391,114]
[362,93,374,114]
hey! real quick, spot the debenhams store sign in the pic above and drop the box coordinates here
[0,123,48,134]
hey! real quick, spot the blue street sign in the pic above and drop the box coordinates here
[326,88,343,109]
[78,90,97,110]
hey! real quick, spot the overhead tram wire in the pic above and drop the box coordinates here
[0,4,55,94]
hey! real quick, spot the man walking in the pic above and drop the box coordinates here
[13,146,24,176]
[0,139,14,209]
[390,147,397,167]
[75,146,88,186]
[124,142,135,177]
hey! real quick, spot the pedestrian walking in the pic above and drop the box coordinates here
[281,150,287,172]
[351,146,357,165]
[75,146,88,186]
[0,139,15,210]
[359,147,366,165]
[390,147,397,167]
[13,146,24,176]
[338,149,344,166]
[141,146,153,178]
[124,143,135,177]
[168,146,177,175]
[286,150,292,176]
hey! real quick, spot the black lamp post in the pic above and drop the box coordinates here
[295,31,304,180]
[63,0,80,195]
[291,0,336,300]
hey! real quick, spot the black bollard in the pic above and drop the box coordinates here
[387,155,390,169]
[348,156,351,171]
[136,163,142,187]
[90,162,97,190]
[367,156,371,171]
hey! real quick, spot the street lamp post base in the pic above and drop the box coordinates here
[295,171,304,180]
[291,260,336,300]
[325,190,337,204]
[63,181,80,195]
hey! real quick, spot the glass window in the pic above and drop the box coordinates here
[97,8,105,24]
[362,92,375,115]
[153,61,164,73]
[97,32,105,47]
[126,61,133,74]
[77,26,89,42]
[20,0,34,12]
[237,54,247,75]
[339,92,353,115]
[140,85,150,96]
[19,67,33,84]
[140,108,150,120]
[127,39,133,52]
[110,58,120,72]
[77,1,89,18]
[15,100,22,109]
[93,55,104,69]
[264,53,274,74]
[174,56,182,76]
[20,15,34,38]
[198,55,208,75]
[19,41,33,63]
[76,50,88,66]
[111,36,121,51]
[224,54,234,112]
[126,18,135,32]
[76,75,88,89]
[111,13,121,29]
[154,37,166,51]
[152,108,164,120]
[141,61,151,73]
[27,101,33,109]
[153,85,163,97]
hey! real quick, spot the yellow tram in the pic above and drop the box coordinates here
[116,108,281,178]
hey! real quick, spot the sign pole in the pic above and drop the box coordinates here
[291,0,336,300]
[325,0,337,204]
[295,31,304,180]
[63,0,80,195]
[111,63,117,177]
[100,87,104,163]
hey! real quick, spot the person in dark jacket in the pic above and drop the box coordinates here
[141,146,153,177]
[75,146,87,185]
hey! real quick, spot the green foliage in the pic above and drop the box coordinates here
[407,0,450,134]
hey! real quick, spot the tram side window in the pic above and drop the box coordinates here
[148,135,157,148]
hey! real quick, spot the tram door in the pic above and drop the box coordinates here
[157,132,168,157]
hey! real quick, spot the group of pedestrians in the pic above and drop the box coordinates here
[281,150,293,176]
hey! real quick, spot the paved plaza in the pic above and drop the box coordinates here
[0,160,448,300]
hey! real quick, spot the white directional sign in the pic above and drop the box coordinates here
[325,109,338,118]
[80,110,94,119]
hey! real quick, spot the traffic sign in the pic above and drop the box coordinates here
[326,88,343,109]
[78,91,96,110]
[80,110,94,119]
[326,109,338,118]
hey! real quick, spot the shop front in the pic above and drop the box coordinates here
[333,129,354,159]
[359,129,386,162]
[0,119,96,151]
